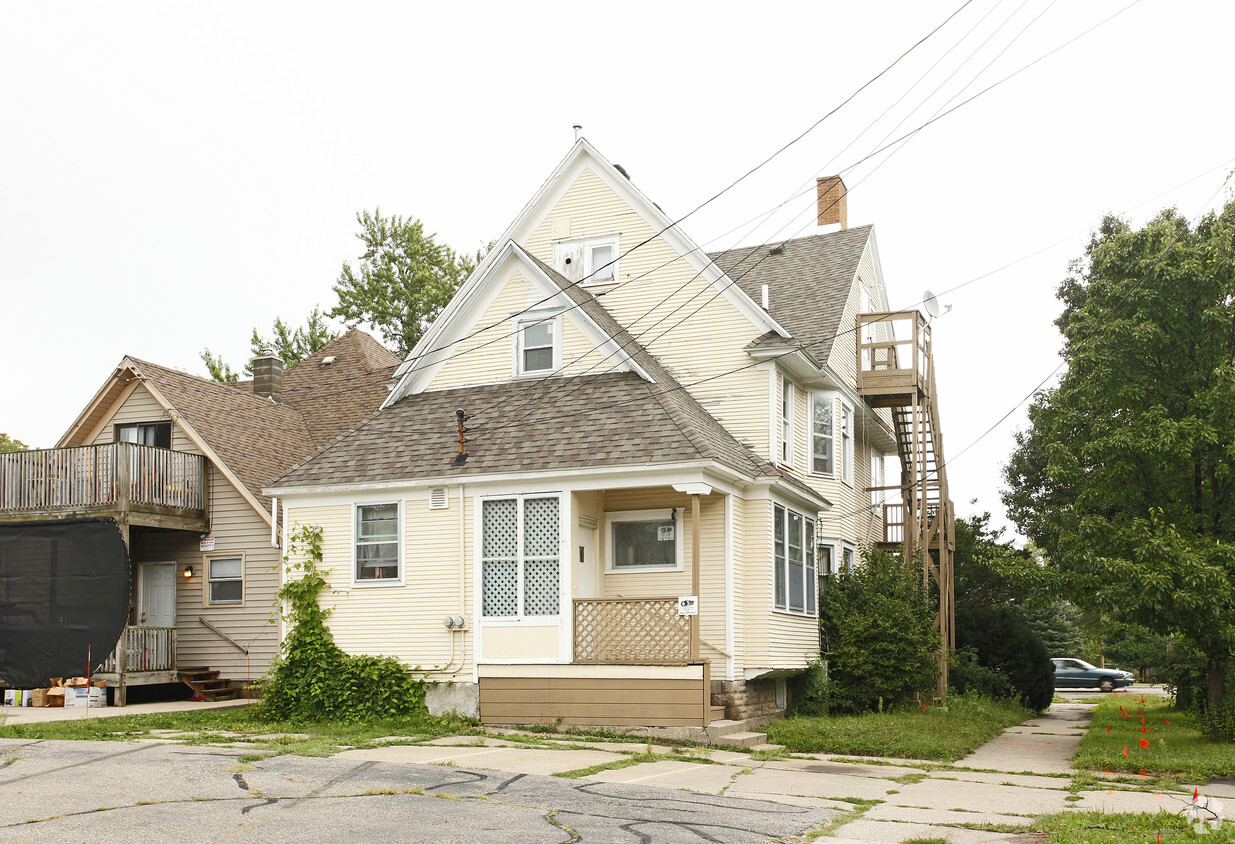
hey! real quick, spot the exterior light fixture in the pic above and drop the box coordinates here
[183,564,193,578]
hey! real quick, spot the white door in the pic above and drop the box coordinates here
[139,562,177,627]
[573,526,597,599]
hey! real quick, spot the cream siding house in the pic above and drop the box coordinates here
[269,139,941,728]
[0,331,398,703]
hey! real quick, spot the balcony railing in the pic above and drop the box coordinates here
[856,310,932,401]
[573,597,693,664]
[0,443,205,519]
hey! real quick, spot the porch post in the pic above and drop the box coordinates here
[691,493,700,661]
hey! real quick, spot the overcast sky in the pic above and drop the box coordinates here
[4,1,1232,542]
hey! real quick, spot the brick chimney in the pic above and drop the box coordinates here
[252,353,284,397]
[816,176,848,229]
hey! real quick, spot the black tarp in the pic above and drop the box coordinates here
[0,518,130,688]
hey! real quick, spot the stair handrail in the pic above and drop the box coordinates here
[198,616,249,655]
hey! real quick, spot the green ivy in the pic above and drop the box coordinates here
[264,524,427,721]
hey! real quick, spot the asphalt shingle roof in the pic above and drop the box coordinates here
[130,329,396,510]
[709,226,872,363]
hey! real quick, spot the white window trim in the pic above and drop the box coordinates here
[772,502,817,617]
[479,493,564,622]
[554,234,620,286]
[778,375,795,468]
[605,508,684,573]
[817,539,839,576]
[842,543,857,575]
[870,448,885,507]
[352,501,404,587]
[840,401,855,487]
[203,552,245,607]
[513,312,562,377]
[809,392,836,478]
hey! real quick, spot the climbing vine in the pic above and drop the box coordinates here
[264,524,426,721]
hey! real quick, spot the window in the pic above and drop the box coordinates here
[773,504,816,615]
[607,509,682,571]
[840,403,854,486]
[355,502,400,583]
[811,394,834,476]
[481,495,560,618]
[843,544,856,574]
[870,448,885,506]
[206,555,243,605]
[553,235,619,285]
[117,421,171,449]
[779,376,794,466]
[517,317,558,375]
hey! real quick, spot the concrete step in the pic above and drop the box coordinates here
[715,731,769,748]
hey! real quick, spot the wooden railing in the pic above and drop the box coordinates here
[856,310,932,398]
[573,597,692,664]
[99,626,177,674]
[0,443,205,516]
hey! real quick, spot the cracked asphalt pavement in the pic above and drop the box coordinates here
[0,739,837,843]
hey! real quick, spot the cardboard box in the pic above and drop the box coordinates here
[46,689,65,707]
[64,686,108,708]
[31,688,50,708]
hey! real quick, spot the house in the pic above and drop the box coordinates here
[0,330,399,703]
[268,140,953,727]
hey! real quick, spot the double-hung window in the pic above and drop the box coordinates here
[779,376,794,466]
[517,317,558,375]
[811,394,834,476]
[482,495,561,618]
[355,502,400,583]
[773,504,816,615]
[206,555,243,605]
[840,403,854,486]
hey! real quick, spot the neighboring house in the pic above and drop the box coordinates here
[0,330,399,703]
[269,140,952,727]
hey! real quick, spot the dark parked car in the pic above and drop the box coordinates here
[1051,658,1134,692]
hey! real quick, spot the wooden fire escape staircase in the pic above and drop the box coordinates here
[856,310,955,700]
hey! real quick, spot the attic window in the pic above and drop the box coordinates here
[515,315,560,376]
[553,235,619,285]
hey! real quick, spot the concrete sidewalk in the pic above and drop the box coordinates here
[0,697,254,723]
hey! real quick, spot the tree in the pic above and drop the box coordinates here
[0,433,29,452]
[329,209,478,357]
[200,307,340,383]
[1004,203,1235,737]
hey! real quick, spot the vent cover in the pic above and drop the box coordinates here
[429,488,448,509]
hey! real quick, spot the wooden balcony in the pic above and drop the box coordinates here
[573,597,693,664]
[856,310,933,407]
[95,625,179,705]
[0,443,207,531]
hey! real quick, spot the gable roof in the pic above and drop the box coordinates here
[272,262,826,509]
[388,138,790,391]
[709,225,874,364]
[60,330,397,521]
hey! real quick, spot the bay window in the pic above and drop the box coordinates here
[774,503,817,615]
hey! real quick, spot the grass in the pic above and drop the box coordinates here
[0,703,478,756]
[1033,810,1235,842]
[765,693,1033,762]
[1073,696,1235,783]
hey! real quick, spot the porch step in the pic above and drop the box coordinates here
[180,669,251,702]
[714,730,770,748]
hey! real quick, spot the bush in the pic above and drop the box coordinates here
[953,602,1054,712]
[817,549,939,714]
[1161,642,1235,741]
[264,525,427,721]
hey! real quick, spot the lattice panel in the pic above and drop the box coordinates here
[482,560,517,617]
[482,499,517,558]
[523,560,559,616]
[523,496,559,557]
[573,599,692,663]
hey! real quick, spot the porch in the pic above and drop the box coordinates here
[94,625,179,705]
[0,442,208,532]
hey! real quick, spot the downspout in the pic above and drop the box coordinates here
[270,497,278,548]
[691,493,701,661]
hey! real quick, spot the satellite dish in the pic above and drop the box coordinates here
[922,290,941,319]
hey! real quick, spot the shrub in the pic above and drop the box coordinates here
[818,549,939,713]
[1161,642,1235,741]
[953,602,1054,711]
[264,525,427,721]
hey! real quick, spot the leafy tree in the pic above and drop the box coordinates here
[819,548,939,713]
[1004,203,1235,737]
[329,209,479,357]
[0,433,29,452]
[199,308,340,383]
